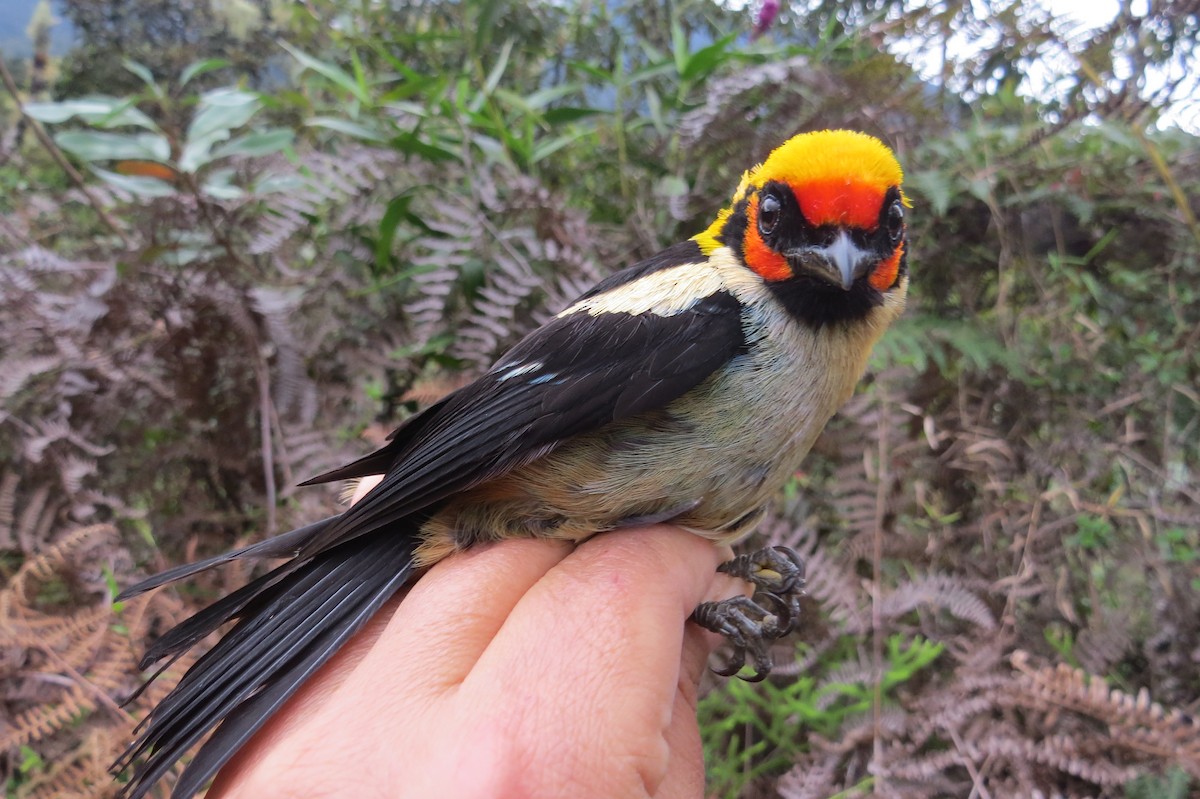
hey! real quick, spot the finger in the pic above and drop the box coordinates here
[349,479,572,691]
[357,537,572,693]
[212,538,571,795]
[349,474,384,505]
[206,587,408,799]
[467,525,725,796]
[657,626,713,799]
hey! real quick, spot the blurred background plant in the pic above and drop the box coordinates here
[1,0,1197,797]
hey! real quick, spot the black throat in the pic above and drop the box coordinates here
[764,276,886,330]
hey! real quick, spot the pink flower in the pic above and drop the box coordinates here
[753,0,780,40]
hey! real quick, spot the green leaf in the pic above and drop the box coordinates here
[644,86,664,131]
[350,49,369,100]
[670,19,688,76]
[382,99,433,119]
[280,41,371,104]
[122,59,154,85]
[55,130,170,162]
[251,173,307,195]
[542,106,601,125]
[387,130,459,162]
[1081,227,1118,264]
[568,60,611,82]
[187,88,261,142]
[200,167,243,199]
[492,87,535,117]
[530,132,584,164]
[91,166,176,197]
[102,565,125,613]
[93,99,159,131]
[24,98,109,123]
[308,116,386,143]
[524,83,584,110]
[473,134,506,160]
[180,58,231,87]
[679,33,738,81]
[482,39,515,97]
[122,59,158,90]
[23,97,159,130]
[627,60,675,86]
[179,130,229,172]
[966,176,992,203]
[19,746,43,773]
[472,0,503,53]
[210,128,295,159]
[376,194,412,272]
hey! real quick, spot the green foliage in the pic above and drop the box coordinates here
[24,63,295,199]
[1069,514,1116,552]
[699,635,944,798]
[1157,527,1198,565]
[874,315,1025,377]
[1125,768,1193,799]
[4,746,45,796]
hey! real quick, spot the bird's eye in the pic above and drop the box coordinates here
[886,202,904,244]
[758,193,781,237]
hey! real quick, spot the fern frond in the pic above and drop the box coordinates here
[880,574,997,630]
[802,550,868,632]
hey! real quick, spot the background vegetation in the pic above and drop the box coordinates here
[1,0,1198,797]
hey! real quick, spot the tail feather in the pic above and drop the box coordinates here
[171,555,413,799]
[116,515,339,601]
[127,562,346,749]
[136,564,296,670]
[122,568,296,707]
[113,531,418,799]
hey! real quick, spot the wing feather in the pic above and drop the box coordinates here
[297,287,746,559]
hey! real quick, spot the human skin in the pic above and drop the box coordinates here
[205,520,741,799]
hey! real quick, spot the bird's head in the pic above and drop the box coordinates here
[694,130,910,327]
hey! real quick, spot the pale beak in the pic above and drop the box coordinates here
[786,230,873,291]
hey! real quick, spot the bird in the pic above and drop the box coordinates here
[112,128,910,799]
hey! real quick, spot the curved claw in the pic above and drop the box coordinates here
[754,591,793,639]
[691,594,783,681]
[717,546,807,595]
[741,657,772,682]
[711,648,747,677]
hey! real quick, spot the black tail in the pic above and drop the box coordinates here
[112,529,419,799]
[115,515,340,602]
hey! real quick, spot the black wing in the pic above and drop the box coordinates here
[110,252,746,799]
[295,287,747,559]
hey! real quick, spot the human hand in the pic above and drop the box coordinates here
[206,522,739,799]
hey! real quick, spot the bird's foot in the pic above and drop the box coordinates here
[691,546,806,681]
[717,545,806,595]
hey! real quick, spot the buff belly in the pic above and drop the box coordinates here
[415,355,842,565]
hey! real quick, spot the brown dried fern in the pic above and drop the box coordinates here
[0,523,197,797]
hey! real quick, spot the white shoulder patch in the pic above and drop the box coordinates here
[558,262,726,318]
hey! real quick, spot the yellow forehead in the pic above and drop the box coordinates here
[733,129,905,202]
[692,129,907,256]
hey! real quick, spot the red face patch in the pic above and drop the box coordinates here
[869,241,903,291]
[796,180,886,230]
[742,196,791,282]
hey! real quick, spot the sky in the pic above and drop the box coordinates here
[894,0,1199,133]
[1017,0,1195,132]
